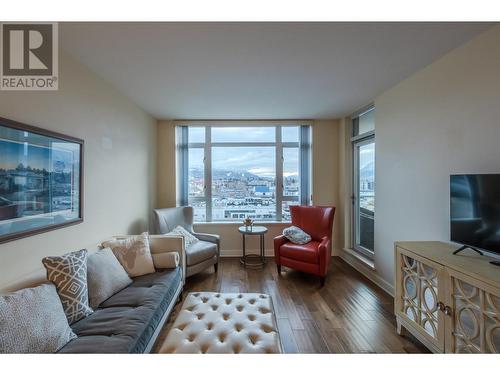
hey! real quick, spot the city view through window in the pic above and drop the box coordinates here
[359,142,375,214]
[352,107,375,255]
[185,126,306,222]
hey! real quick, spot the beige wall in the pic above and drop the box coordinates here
[0,51,157,292]
[157,120,177,208]
[344,25,500,293]
[156,119,342,256]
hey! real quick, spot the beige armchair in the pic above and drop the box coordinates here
[152,207,220,278]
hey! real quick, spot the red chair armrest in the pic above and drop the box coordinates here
[273,234,289,262]
[318,236,331,276]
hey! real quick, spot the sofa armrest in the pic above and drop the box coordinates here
[194,233,220,249]
[149,235,186,284]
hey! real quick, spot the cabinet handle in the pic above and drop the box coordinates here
[443,305,453,316]
[437,302,452,316]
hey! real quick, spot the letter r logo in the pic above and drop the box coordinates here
[2,24,53,76]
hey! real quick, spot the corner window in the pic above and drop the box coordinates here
[351,107,375,259]
[177,123,311,222]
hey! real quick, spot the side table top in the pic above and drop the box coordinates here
[238,225,268,235]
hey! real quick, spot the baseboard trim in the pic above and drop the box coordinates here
[220,248,338,258]
[339,249,395,297]
[220,249,274,257]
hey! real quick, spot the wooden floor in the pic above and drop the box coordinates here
[153,257,429,353]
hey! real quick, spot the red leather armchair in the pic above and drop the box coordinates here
[274,205,335,286]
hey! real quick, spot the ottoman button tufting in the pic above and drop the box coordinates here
[160,293,282,354]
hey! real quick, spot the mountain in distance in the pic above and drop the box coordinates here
[360,161,375,181]
[189,167,263,180]
[190,167,297,181]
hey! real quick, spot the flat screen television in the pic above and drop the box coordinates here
[450,174,500,255]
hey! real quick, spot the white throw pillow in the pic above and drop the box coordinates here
[87,248,133,309]
[0,284,77,353]
[102,232,155,277]
[152,252,180,269]
[283,226,312,245]
[167,225,199,248]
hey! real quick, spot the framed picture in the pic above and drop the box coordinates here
[0,116,83,243]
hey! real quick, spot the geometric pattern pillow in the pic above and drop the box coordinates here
[282,226,312,245]
[42,249,93,325]
[102,233,155,277]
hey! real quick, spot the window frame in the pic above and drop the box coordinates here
[177,121,311,223]
[350,106,375,260]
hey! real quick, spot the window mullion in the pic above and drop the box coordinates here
[276,126,283,221]
[205,126,212,222]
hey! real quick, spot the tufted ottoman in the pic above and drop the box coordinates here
[160,292,282,354]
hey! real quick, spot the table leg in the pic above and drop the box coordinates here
[242,234,246,268]
[260,234,264,263]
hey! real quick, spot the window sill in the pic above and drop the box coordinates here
[194,221,291,225]
[342,247,375,270]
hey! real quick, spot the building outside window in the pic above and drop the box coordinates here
[176,123,311,222]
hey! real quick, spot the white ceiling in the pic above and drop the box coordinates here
[60,22,493,120]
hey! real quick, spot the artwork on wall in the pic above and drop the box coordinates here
[0,116,83,243]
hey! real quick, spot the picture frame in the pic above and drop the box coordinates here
[0,116,84,243]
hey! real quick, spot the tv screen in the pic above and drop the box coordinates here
[451,174,500,255]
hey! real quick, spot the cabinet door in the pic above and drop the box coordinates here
[445,269,500,353]
[395,247,446,352]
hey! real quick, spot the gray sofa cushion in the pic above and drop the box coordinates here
[185,240,218,266]
[0,284,76,353]
[58,267,181,353]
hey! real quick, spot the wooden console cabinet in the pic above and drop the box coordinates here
[395,241,500,353]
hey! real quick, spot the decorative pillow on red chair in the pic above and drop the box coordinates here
[282,226,311,244]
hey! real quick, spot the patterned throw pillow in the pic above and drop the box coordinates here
[167,225,199,248]
[42,249,93,325]
[283,226,312,245]
[102,232,155,277]
[0,283,77,353]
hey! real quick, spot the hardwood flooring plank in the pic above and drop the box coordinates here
[153,256,429,354]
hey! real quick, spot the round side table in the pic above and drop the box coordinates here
[238,225,268,268]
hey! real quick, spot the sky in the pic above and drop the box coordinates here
[0,139,77,172]
[188,126,300,178]
[359,142,375,170]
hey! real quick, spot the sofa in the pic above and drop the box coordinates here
[60,235,185,353]
[0,234,185,354]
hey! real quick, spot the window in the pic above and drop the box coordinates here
[177,123,311,222]
[351,107,375,259]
